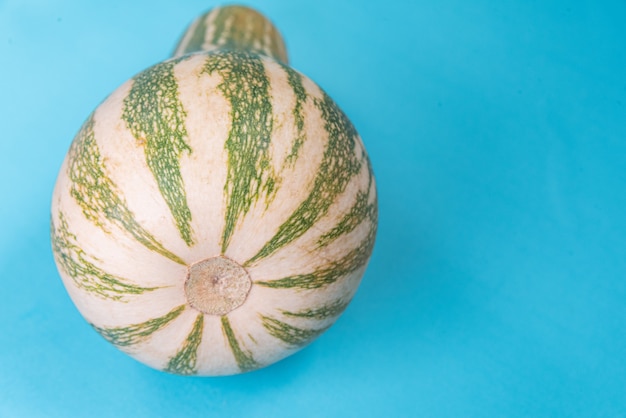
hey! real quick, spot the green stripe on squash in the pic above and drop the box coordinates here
[174,5,287,63]
[203,51,278,253]
[282,298,350,320]
[256,213,377,290]
[92,305,186,347]
[51,212,159,301]
[281,64,307,166]
[221,316,258,372]
[165,313,204,375]
[246,91,364,265]
[67,114,186,265]
[317,171,376,249]
[123,60,195,246]
[261,315,330,347]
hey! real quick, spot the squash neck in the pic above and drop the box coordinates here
[172,5,288,64]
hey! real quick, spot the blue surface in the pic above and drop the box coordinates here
[1,0,625,416]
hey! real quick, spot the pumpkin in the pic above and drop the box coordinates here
[50,5,377,376]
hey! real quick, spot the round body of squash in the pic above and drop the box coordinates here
[50,5,377,376]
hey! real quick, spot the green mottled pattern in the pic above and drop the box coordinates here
[317,179,376,248]
[209,6,287,62]
[282,65,307,166]
[92,305,185,347]
[123,61,194,246]
[261,315,329,347]
[67,114,185,265]
[165,314,204,375]
[51,213,158,301]
[256,207,377,289]
[282,298,350,320]
[247,91,363,265]
[221,316,258,372]
[204,51,277,252]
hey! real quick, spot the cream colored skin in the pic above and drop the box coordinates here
[51,51,375,375]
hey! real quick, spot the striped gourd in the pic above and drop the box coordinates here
[51,5,377,376]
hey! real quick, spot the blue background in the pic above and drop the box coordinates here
[1,0,625,416]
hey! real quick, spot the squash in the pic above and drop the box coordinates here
[51,5,377,376]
